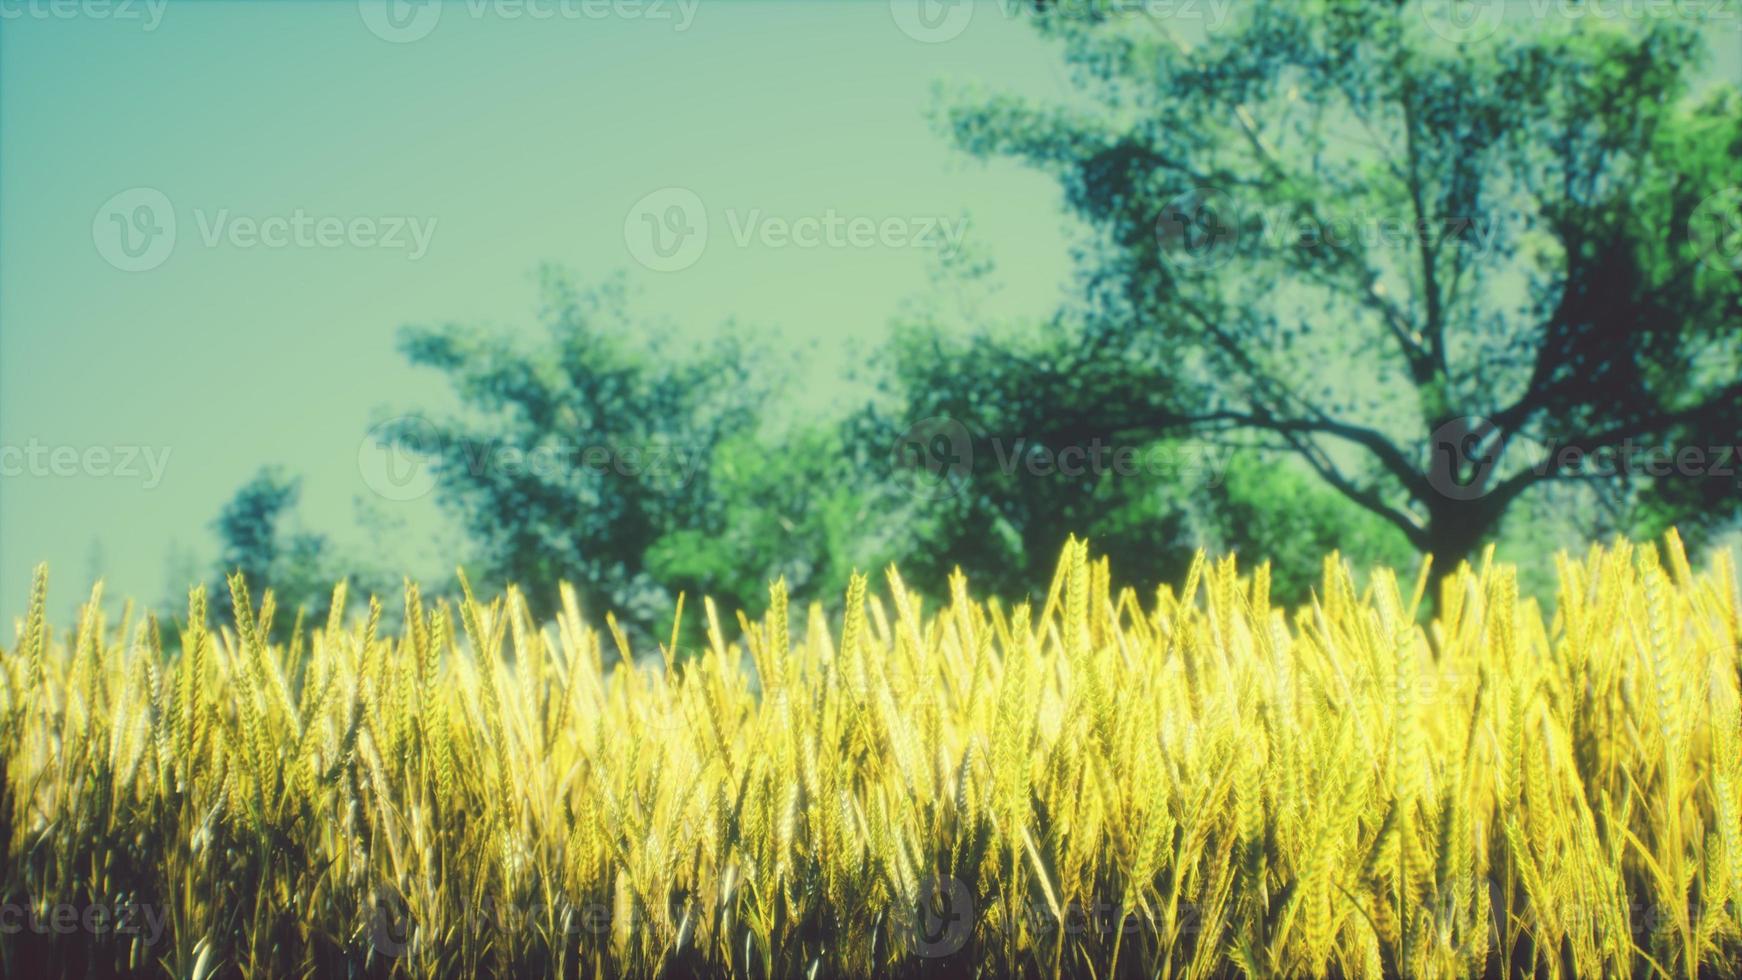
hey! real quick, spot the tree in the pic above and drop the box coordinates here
[854,319,1205,601]
[1201,451,1418,604]
[645,427,889,621]
[858,314,1419,606]
[211,466,342,628]
[939,0,1742,580]
[376,271,783,634]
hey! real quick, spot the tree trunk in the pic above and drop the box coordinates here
[1421,501,1495,599]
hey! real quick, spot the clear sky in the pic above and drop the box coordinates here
[0,0,1086,621]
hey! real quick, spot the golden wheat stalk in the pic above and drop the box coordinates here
[2,533,1739,978]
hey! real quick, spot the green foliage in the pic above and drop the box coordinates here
[852,300,1418,609]
[645,428,890,623]
[851,319,1202,601]
[934,0,1742,576]
[381,271,775,633]
[189,3,1740,629]
[211,467,347,630]
[1202,451,1418,606]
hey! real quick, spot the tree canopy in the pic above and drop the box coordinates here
[935,0,1740,579]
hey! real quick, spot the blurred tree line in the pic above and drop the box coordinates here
[209,0,1740,641]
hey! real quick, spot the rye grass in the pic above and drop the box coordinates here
[2,532,1740,978]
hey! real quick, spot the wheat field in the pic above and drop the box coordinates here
[2,532,1740,978]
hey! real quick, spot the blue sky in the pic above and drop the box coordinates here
[0,1,1085,620]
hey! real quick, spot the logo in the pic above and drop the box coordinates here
[1155,188,1242,270]
[93,187,176,272]
[624,187,708,272]
[1426,415,1505,500]
[1691,186,1742,272]
[360,0,441,42]
[367,889,415,957]
[1419,0,1504,43]
[359,416,441,502]
[900,874,974,957]
[890,0,972,42]
[892,416,973,500]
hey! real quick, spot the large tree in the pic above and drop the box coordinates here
[940,0,1741,578]
[856,311,1419,606]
